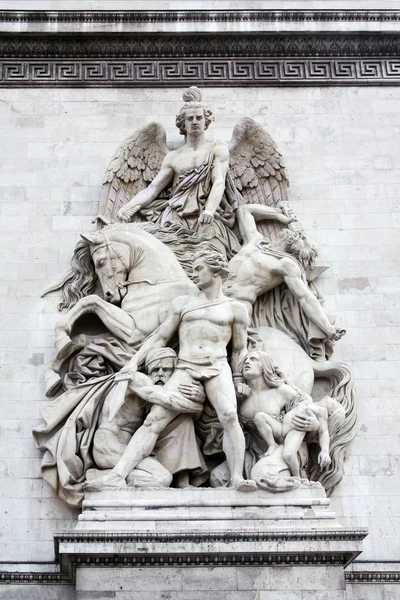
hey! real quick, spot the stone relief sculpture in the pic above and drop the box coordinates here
[34,87,356,508]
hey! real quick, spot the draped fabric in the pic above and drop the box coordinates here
[140,147,241,260]
[33,337,208,507]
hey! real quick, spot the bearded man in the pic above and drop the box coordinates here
[88,347,207,489]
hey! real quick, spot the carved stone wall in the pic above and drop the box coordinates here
[0,86,399,597]
[0,4,399,599]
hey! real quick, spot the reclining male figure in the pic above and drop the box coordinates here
[224,203,345,344]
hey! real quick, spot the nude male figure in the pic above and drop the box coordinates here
[117,100,229,229]
[89,248,256,492]
[224,204,345,343]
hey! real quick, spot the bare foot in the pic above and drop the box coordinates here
[44,367,63,397]
[55,333,76,361]
[229,478,257,492]
[263,444,278,457]
[83,472,127,491]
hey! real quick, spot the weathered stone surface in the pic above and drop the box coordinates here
[0,40,399,597]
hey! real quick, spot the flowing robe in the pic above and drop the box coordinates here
[141,144,241,259]
[33,337,207,508]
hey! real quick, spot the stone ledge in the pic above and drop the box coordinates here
[55,529,369,544]
[77,485,335,526]
[52,488,367,575]
[1,10,400,86]
[55,528,367,575]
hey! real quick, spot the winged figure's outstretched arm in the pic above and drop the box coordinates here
[96,122,169,227]
[117,155,174,222]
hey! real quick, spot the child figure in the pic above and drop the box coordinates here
[254,392,345,478]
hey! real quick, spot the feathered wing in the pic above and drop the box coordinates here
[229,117,289,242]
[97,122,169,226]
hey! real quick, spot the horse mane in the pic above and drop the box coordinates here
[56,239,97,311]
[130,222,212,280]
[44,221,199,310]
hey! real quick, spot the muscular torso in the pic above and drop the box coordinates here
[177,296,240,361]
[167,140,221,183]
[225,240,285,306]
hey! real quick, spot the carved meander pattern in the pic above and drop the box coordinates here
[1,59,400,86]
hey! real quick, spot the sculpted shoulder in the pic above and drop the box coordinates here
[171,294,192,315]
[279,256,302,277]
[230,298,250,325]
[162,149,178,166]
[213,140,229,162]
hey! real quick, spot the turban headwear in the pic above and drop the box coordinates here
[145,347,177,372]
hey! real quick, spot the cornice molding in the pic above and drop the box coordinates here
[54,529,368,545]
[1,11,399,87]
[0,571,71,585]
[1,10,400,24]
[345,571,400,583]
[0,528,368,585]
[1,33,400,59]
[1,567,399,587]
[53,528,366,576]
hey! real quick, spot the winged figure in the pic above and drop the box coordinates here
[36,88,354,504]
[95,87,338,361]
[96,89,292,248]
[96,121,169,227]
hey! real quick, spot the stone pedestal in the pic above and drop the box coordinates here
[55,486,367,598]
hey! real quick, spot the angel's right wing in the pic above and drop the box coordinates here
[229,117,289,243]
[97,122,168,227]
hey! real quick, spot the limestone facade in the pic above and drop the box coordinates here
[0,3,399,598]
[0,84,399,597]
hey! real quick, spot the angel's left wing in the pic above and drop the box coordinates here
[97,122,168,227]
[229,117,290,242]
[229,117,323,282]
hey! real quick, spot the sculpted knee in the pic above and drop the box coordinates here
[254,412,267,428]
[282,449,294,464]
[156,470,173,488]
[82,294,98,308]
[76,295,91,310]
